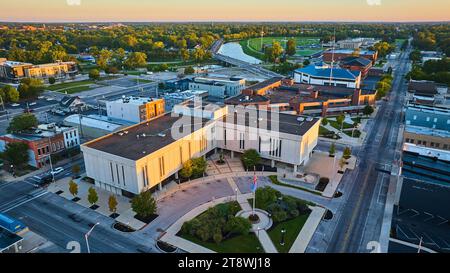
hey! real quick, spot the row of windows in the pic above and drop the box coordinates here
[405,138,450,150]
[110,162,126,186]
[410,115,450,124]
[65,130,77,139]
[258,137,282,158]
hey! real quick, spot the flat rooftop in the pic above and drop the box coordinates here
[85,113,211,161]
[245,77,283,92]
[222,110,320,136]
[0,227,22,251]
[85,110,320,160]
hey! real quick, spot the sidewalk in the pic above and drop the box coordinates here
[47,174,146,230]
[289,206,326,253]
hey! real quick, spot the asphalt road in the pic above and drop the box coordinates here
[0,159,157,253]
[325,47,411,253]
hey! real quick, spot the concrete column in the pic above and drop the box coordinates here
[158,183,162,191]
[293,164,298,174]
[271,160,275,168]
[175,172,179,179]
[231,151,234,159]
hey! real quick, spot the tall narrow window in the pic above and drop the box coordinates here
[278,140,282,157]
[122,166,126,186]
[110,162,114,182]
[116,164,120,184]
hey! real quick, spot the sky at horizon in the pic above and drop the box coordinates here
[1,0,449,23]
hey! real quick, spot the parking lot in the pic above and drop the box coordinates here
[391,178,450,253]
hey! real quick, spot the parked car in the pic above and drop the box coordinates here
[11,103,20,107]
[50,167,64,175]
[28,102,37,106]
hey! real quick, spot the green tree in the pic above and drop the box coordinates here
[87,187,99,205]
[48,77,56,85]
[224,216,252,236]
[191,157,207,178]
[2,142,29,167]
[303,59,310,66]
[108,195,118,213]
[213,231,223,244]
[241,149,261,170]
[124,52,147,69]
[97,49,113,70]
[180,48,190,62]
[2,85,19,102]
[343,147,352,159]
[336,114,345,131]
[184,66,195,75]
[322,117,328,126]
[69,180,78,197]
[131,191,157,218]
[329,143,336,156]
[179,160,193,179]
[7,113,38,133]
[88,69,100,81]
[286,39,296,56]
[255,186,281,210]
[18,78,44,99]
[363,105,374,116]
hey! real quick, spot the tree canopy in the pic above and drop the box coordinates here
[7,113,38,133]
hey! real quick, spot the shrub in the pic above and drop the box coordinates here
[272,209,288,223]
[289,209,299,218]
[48,77,56,84]
[213,232,223,244]
[241,149,261,170]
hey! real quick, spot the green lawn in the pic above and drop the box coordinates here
[59,85,92,94]
[241,37,323,60]
[342,129,361,138]
[319,126,332,135]
[329,120,354,130]
[267,214,310,253]
[47,79,96,91]
[180,233,264,253]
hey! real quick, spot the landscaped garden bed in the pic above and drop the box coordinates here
[268,175,321,195]
[113,222,136,232]
[315,177,329,192]
[134,213,158,224]
[248,186,314,253]
[178,201,264,253]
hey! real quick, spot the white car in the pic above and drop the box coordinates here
[29,102,37,106]
[50,167,64,175]
[11,103,20,107]
[38,96,45,99]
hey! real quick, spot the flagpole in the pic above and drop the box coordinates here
[253,166,256,216]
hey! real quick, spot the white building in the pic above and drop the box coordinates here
[81,102,321,196]
[294,64,361,89]
[189,76,246,99]
[106,96,165,123]
[37,123,80,149]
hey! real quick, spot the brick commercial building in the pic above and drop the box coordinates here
[339,56,373,79]
[322,49,378,65]
[0,58,78,83]
[0,124,79,168]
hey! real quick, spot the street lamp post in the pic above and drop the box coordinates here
[280,228,286,246]
[235,188,238,201]
[85,222,100,253]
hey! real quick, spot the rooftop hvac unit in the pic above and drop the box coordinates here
[158,132,166,137]
[297,117,305,122]
[306,117,313,121]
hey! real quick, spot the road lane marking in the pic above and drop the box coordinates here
[1,191,48,213]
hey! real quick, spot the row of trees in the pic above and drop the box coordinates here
[375,74,394,99]
[68,180,119,214]
[406,58,450,85]
[0,85,19,103]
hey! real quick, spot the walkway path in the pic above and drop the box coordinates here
[228,177,278,253]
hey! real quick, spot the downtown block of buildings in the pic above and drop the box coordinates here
[0,58,78,83]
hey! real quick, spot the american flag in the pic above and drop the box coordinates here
[251,172,258,192]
